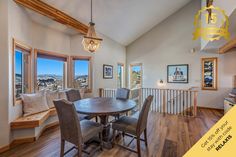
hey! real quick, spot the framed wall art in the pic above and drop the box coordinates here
[167,64,189,83]
[201,57,218,90]
[103,64,113,79]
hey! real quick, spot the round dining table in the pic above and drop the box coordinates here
[74,97,137,148]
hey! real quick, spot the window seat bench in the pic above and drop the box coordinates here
[10,108,58,147]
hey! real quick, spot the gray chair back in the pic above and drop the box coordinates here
[116,88,130,100]
[136,95,153,135]
[66,89,81,102]
[54,99,82,145]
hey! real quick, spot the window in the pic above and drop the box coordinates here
[35,49,68,91]
[117,63,124,88]
[70,56,92,92]
[13,39,32,105]
[130,63,142,89]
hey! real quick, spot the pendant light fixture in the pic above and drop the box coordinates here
[82,0,102,53]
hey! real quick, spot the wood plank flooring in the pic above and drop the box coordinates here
[0,108,223,157]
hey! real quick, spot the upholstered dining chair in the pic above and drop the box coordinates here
[116,88,130,100]
[112,95,153,157]
[65,89,82,102]
[65,89,97,121]
[54,99,103,157]
[112,88,131,119]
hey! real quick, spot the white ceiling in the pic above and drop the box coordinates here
[26,0,191,46]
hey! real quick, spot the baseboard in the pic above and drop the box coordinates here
[0,145,10,154]
[198,106,224,111]
[0,121,59,154]
[10,137,36,148]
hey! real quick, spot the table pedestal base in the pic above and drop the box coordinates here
[99,115,114,149]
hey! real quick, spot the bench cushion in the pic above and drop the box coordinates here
[21,91,49,117]
[46,90,59,108]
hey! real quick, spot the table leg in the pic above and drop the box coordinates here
[99,115,113,149]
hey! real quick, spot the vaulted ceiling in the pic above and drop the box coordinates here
[25,0,191,46]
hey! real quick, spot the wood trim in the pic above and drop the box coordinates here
[11,112,49,129]
[34,49,69,91]
[14,0,88,35]
[49,108,57,116]
[10,122,59,149]
[201,57,218,90]
[219,37,236,54]
[1,119,59,153]
[35,49,69,59]
[12,38,32,106]
[197,106,224,111]
[193,91,198,116]
[129,63,143,89]
[0,145,10,154]
[10,137,36,148]
[117,63,125,88]
[70,56,93,93]
[11,108,57,129]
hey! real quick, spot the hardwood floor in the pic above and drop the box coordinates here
[0,108,223,157]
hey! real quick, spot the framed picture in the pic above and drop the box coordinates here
[201,57,218,90]
[167,64,189,83]
[103,64,113,79]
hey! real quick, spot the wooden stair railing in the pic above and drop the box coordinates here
[99,88,198,116]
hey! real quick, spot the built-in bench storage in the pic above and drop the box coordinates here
[9,89,85,147]
[10,108,59,146]
[11,108,57,129]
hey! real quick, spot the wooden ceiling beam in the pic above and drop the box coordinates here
[219,37,236,54]
[14,0,88,35]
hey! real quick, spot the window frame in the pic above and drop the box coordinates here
[129,63,143,89]
[117,63,125,88]
[34,49,69,92]
[12,38,32,105]
[70,56,93,93]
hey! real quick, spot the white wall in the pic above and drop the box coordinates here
[0,0,10,148]
[127,0,236,109]
[8,0,33,124]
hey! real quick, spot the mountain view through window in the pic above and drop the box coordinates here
[15,51,23,98]
[74,59,89,89]
[37,58,64,91]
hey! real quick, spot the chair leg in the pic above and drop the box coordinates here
[95,116,98,122]
[115,114,120,120]
[112,129,116,147]
[137,136,141,157]
[77,145,82,157]
[144,129,148,147]
[99,132,103,151]
[60,139,65,157]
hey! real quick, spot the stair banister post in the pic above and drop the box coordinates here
[99,88,103,97]
[193,91,198,116]
[163,89,166,114]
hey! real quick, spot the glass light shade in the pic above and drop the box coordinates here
[82,22,102,53]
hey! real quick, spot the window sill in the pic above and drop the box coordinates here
[84,89,92,93]
[15,99,22,106]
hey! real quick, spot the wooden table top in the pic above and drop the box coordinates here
[74,97,137,116]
